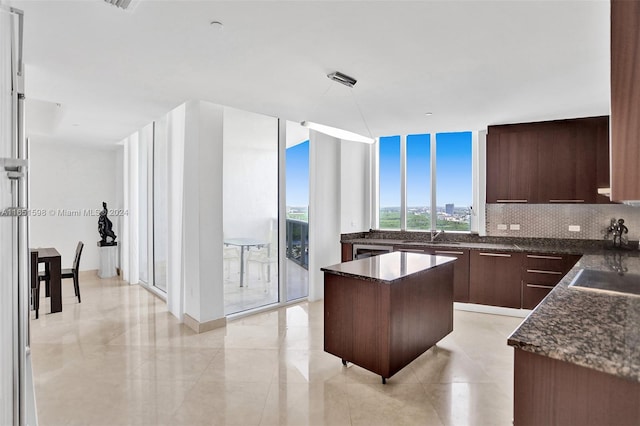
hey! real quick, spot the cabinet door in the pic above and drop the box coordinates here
[611,0,640,201]
[430,248,470,303]
[469,251,522,308]
[486,131,538,203]
[537,125,580,203]
[595,118,613,204]
[341,243,353,262]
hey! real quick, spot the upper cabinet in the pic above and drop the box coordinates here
[486,117,610,204]
[611,0,640,202]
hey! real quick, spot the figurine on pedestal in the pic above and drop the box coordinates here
[98,201,117,247]
[606,217,629,248]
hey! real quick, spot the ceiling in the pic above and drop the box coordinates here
[8,0,610,147]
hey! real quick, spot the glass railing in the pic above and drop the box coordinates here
[286,218,308,270]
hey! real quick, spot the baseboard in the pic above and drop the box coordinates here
[454,302,532,318]
[183,313,227,334]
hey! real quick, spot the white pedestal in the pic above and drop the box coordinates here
[98,244,118,278]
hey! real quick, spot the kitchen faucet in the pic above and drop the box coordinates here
[431,229,445,242]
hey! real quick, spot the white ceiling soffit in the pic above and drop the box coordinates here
[10,0,610,147]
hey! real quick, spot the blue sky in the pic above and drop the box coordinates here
[380,132,472,208]
[286,140,309,207]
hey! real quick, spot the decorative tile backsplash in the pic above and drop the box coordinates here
[486,204,640,241]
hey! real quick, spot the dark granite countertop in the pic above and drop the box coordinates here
[321,251,456,284]
[508,251,640,382]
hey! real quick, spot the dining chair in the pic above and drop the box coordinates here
[247,246,277,288]
[31,251,41,319]
[39,241,84,304]
[223,245,240,279]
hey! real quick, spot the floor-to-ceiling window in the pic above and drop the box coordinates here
[379,135,402,229]
[378,131,473,232]
[406,133,431,230]
[285,121,309,301]
[138,123,151,285]
[153,117,168,292]
[436,132,472,231]
[223,107,279,314]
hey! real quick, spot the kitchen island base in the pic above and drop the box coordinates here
[323,253,454,383]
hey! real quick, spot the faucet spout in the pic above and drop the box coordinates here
[431,229,445,242]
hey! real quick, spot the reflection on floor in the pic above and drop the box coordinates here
[224,258,308,315]
[31,272,522,426]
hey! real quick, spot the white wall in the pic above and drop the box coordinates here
[182,100,225,324]
[308,131,342,301]
[340,140,371,233]
[29,140,119,271]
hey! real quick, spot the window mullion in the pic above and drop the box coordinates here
[430,134,437,232]
[400,134,407,231]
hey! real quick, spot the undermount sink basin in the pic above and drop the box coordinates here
[402,240,461,245]
[568,268,640,297]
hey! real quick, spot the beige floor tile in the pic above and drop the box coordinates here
[259,381,351,426]
[170,380,272,426]
[31,272,522,426]
[344,382,445,426]
[423,382,514,426]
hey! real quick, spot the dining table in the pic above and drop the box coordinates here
[223,238,269,287]
[30,247,62,313]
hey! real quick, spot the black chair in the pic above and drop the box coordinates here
[39,241,84,304]
[31,251,41,319]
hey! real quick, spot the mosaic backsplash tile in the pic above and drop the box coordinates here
[486,204,640,241]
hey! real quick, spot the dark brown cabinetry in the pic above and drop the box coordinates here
[611,0,640,202]
[394,246,470,303]
[469,250,523,308]
[486,117,610,204]
[486,129,538,203]
[521,253,580,309]
[323,255,454,382]
[514,349,640,426]
[426,248,470,303]
[341,243,353,262]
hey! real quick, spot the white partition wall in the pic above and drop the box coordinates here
[308,131,342,301]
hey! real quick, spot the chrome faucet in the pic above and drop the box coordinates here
[431,229,445,242]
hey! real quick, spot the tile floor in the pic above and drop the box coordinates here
[224,259,309,315]
[31,272,523,426]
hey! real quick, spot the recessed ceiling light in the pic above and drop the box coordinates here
[425,112,433,116]
[210,21,224,31]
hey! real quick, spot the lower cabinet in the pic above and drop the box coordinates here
[425,248,470,303]
[521,253,580,309]
[469,250,523,308]
[394,246,470,303]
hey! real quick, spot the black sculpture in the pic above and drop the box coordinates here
[606,217,629,248]
[98,201,117,246]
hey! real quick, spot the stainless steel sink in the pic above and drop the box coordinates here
[568,268,640,297]
[401,241,461,245]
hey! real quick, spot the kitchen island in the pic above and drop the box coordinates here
[322,251,455,383]
[508,252,640,425]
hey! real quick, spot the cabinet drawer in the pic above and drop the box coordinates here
[522,282,554,309]
[393,246,428,253]
[524,253,580,272]
[523,269,564,285]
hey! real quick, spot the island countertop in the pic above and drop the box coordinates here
[508,251,640,382]
[321,251,456,284]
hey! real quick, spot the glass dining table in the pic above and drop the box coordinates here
[223,238,269,287]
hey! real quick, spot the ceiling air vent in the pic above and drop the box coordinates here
[103,0,139,10]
